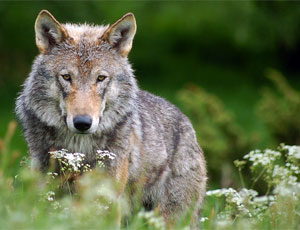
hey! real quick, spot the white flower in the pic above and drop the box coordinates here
[207,188,251,216]
[244,149,281,167]
[199,217,208,222]
[96,150,116,168]
[289,164,300,174]
[46,191,55,202]
[47,172,58,179]
[65,152,85,172]
[96,150,116,160]
[271,165,291,185]
[253,195,275,203]
[239,188,258,201]
[282,145,300,160]
[49,149,85,173]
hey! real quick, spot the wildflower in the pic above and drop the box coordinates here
[253,195,275,203]
[271,165,291,185]
[281,144,300,160]
[49,149,85,173]
[239,188,258,202]
[286,163,300,174]
[207,188,251,217]
[199,217,208,222]
[96,150,116,160]
[47,172,58,179]
[96,150,116,168]
[281,144,300,175]
[45,191,55,202]
[244,149,281,167]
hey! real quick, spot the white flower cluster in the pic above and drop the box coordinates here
[271,145,300,197]
[137,210,165,230]
[282,144,300,175]
[208,144,300,227]
[50,149,86,173]
[244,149,281,167]
[49,149,116,174]
[207,187,277,221]
[96,150,116,160]
[271,165,297,186]
[96,150,116,168]
[243,145,300,196]
[207,188,254,217]
[273,183,300,197]
[283,145,300,160]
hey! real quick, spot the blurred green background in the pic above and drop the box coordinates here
[1,1,300,188]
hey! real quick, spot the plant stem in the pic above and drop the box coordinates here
[251,167,267,189]
[238,169,245,188]
[266,184,272,196]
[65,173,72,196]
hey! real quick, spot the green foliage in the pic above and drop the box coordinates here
[258,70,300,145]
[177,85,253,185]
[1,2,300,188]
[0,121,21,177]
[2,121,300,230]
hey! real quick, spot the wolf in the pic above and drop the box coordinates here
[16,10,207,225]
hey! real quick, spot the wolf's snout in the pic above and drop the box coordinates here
[73,115,92,132]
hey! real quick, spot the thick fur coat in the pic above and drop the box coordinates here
[16,10,207,223]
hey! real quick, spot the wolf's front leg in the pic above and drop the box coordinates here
[29,146,52,171]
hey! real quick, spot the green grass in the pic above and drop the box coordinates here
[1,122,300,229]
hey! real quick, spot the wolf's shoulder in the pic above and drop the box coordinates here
[137,90,176,110]
[137,90,189,123]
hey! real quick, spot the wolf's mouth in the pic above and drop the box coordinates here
[73,130,91,135]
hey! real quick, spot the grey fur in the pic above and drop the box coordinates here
[16,10,207,223]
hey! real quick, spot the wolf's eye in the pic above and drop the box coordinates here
[97,75,107,82]
[61,74,71,82]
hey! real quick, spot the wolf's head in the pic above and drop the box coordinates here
[29,10,138,134]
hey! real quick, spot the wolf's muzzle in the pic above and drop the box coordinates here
[73,115,92,132]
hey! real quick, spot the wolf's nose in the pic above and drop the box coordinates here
[73,115,92,132]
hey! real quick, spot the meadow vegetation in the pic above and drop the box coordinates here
[1,120,300,229]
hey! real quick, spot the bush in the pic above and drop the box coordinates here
[257,69,300,145]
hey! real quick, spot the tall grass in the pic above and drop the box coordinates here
[1,121,300,229]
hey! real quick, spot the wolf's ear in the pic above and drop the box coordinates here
[101,13,136,57]
[35,10,68,53]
